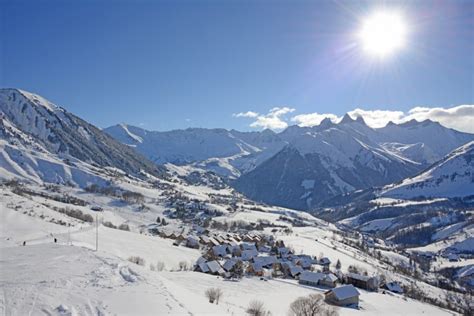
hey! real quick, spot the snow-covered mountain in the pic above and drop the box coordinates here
[381,141,474,199]
[0,88,163,186]
[104,124,286,178]
[107,113,474,210]
[375,119,474,164]
[312,142,474,254]
[234,115,424,209]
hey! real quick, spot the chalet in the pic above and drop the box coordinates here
[195,257,210,273]
[192,225,207,235]
[243,234,257,242]
[241,249,259,261]
[176,234,187,243]
[214,235,226,244]
[212,245,228,258]
[346,273,379,291]
[209,237,220,247]
[241,242,257,252]
[383,281,404,294]
[320,273,338,288]
[199,235,211,245]
[318,257,331,266]
[253,256,278,268]
[325,285,360,307]
[226,241,240,254]
[282,262,303,278]
[295,255,314,269]
[206,260,225,276]
[222,258,239,272]
[258,245,272,253]
[195,262,210,273]
[277,247,291,258]
[299,271,325,287]
[248,262,264,276]
[147,224,160,235]
[186,236,200,249]
[227,237,239,244]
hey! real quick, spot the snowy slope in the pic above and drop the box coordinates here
[381,141,474,199]
[1,181,462,315]
[0,88,163,185]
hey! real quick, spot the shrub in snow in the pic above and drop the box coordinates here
[156,261,165,271]
[118,223,130,231]
[179,261,189,271]
[55,207,93,223]
[103,221,117,229]
[128,256,145,266]
[246,300,270,316]
[289,294,338,316]
[205,288,223,305]
[121,191,145,204]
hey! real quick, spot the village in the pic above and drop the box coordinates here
[147,220,407,310]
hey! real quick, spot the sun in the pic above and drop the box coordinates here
[359,10,407,57]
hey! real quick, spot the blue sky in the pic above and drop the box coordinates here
[1,0,473,131]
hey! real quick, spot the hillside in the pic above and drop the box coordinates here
[0,89,164,186]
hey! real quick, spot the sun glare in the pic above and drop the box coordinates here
[359,10,407,58]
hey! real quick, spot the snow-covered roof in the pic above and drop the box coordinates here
[346,272,370,282]
[198,262,209,273]
[196,257,206,265]
[253,256,277,267]
[223,259,238,271]
[289,265,303,276]
[319,257,331,265]
[241,242,257,251]
[242,249,258,261]
[206,261,222,274]
[212,245,228,257]
[299,271,324,283]
[200,235,210,243]
[323,273,338,282]
[330,285,360,301]
[252,262,263,272]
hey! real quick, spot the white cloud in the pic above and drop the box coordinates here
[234,105,474,133]
[233,106,295,130]
[404,105,474,133]
[250,107,295,130]
[291,113,339,127]
[290,105,474,133]
[346,108,405,128]
[232,111,259,118]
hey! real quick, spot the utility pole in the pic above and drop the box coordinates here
[96,212,99,252]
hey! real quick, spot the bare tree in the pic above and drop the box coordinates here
[246,300,270,316]
[289,294,338,316]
